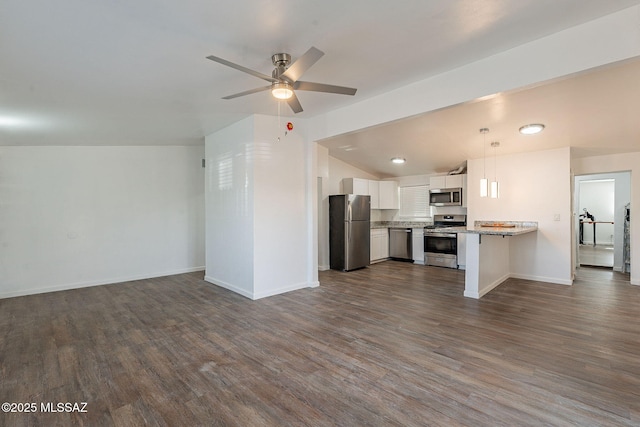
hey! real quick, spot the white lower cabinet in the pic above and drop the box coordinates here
[370,228,389,262]
[412,228,424,264]
[457,232,466,269]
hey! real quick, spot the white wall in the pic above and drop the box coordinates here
[573,153,639,285]
[205,115,317,299]
[0,146,205,298]
[467,147,573,285]
[327,155,379,195]
[317,146,330,270]
[204,116,255,297]
[253,115,315,298]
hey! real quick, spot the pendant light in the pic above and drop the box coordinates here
[490,141,500,198]
[479,128,489,197]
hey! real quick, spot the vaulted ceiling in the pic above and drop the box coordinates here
[2,0,640,175]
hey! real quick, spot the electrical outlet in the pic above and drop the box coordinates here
[553,214,561,221]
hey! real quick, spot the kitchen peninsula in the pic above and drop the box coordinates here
[463,221,538,299]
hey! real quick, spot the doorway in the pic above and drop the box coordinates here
[574,172,630,270]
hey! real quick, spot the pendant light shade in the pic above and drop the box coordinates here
[480,178,488,198]
[490,141,500,198]
[490,180,499,198]
[479,128,489,198]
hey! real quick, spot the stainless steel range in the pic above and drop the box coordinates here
[424,214,466,268]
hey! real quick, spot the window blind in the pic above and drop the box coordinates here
[399,185,429,218]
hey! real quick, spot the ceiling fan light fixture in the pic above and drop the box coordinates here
[519,123,545,135]
[271,82,294,100]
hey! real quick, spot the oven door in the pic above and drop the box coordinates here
[424,232,458,268]
[424,233,457,254]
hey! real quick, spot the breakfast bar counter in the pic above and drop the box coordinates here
[462,221,538,299]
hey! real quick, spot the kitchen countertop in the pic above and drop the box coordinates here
[464,221,538,236]
[371,221,432,229]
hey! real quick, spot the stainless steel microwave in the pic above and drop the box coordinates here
[429,187,462,206]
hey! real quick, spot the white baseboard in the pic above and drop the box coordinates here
[204,275,253,299]
[465,272,573,299]
[318,264,330,271]
[478,273,510,298]
[0,266,206,300]
[205,276,320,300]
[510,273,573,286]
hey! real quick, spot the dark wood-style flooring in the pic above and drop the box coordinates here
[1,262,638,426]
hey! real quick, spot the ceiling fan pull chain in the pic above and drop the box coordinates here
[277,100,281,142]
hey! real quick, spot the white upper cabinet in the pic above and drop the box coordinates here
[342,178,369,195]
[378,181,399,209]
[368,180,380,209]
[343,178,399,210]
[429,175,446,189]
[429,174,465,189]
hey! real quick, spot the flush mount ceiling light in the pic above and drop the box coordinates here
[519,123,545,135]
[271,82,294,100]
[391,157,406,164]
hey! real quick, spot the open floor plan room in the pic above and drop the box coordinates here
[1,263,637,426]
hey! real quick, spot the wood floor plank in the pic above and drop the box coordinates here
[1,263,639,426]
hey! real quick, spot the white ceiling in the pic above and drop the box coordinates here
[320,58,640,177]
[2,0,640,172]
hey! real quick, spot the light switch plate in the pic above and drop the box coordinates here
[553,214,561,221]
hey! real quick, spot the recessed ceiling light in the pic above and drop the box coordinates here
[519,123,545,135]
[391,157,406,164]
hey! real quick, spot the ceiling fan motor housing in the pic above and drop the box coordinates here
[271,53,291,79]
[271,53,291,67]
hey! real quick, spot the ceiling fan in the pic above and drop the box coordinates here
[206,47,357,114]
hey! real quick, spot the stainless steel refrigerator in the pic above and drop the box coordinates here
[329,194,371,271]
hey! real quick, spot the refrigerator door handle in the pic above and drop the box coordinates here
[345,221,351,266]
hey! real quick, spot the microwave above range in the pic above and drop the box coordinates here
[429,187,462,206]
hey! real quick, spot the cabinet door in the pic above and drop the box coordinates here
[380,231,389,259]
[370,231,378,261]
[379,181,399,209]
[368,180,380,209]
[429,176,446,189]
[446,174,463,188]
[457,233,466,268]
[412,228,424,264]
[343,178,369,195]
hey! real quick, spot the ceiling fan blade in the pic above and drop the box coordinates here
[222,85,271,100]
[281,47,324,83]
[206,55,278,83]
[294,81,357,96]
[287,91,303,114]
